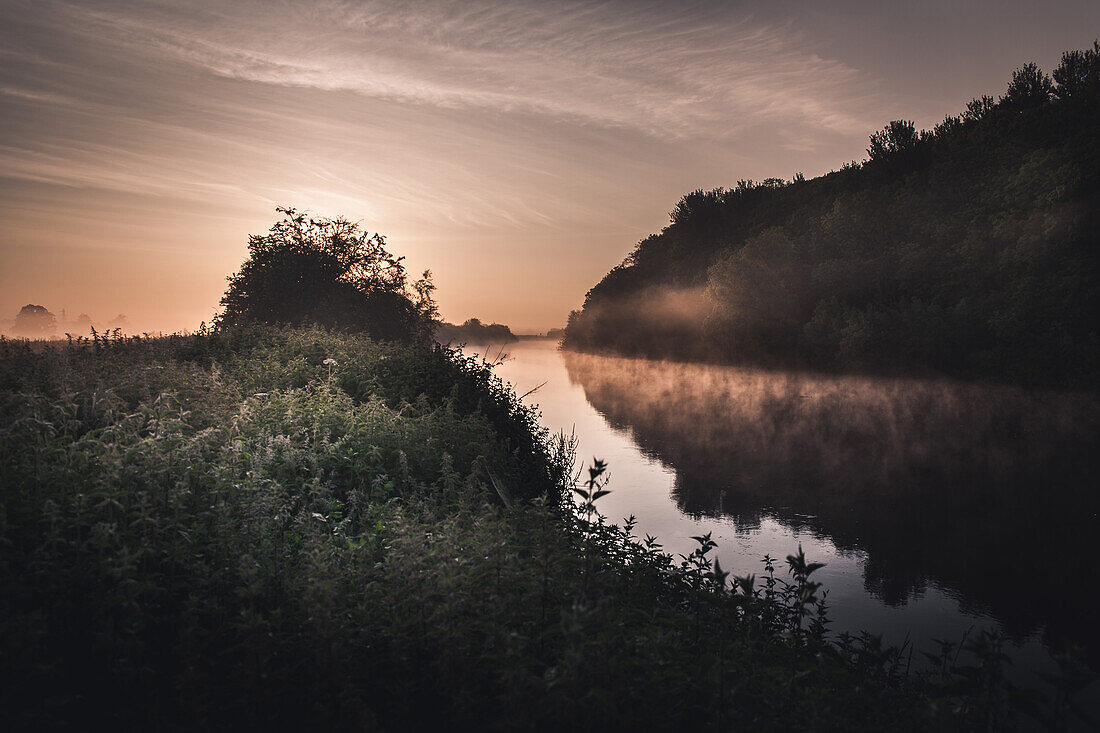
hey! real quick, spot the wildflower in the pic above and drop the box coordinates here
[323,358,337,366]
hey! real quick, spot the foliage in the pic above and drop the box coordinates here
[1052,42,1100,100]
[564,44,1100,388]
[218,208,438,343]
[11,304,57,337]
[867,119,919,162]
[1001,62,1054,110]
[436,317,518,345]
[7,327,1078,729]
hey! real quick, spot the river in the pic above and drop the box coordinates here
[487,337,1100,702]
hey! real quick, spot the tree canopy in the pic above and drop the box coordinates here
[1001,62,1054,110]
[564,44,1100,388]
[12,304,57,338]
[866,119,919,162]
[1053,41,1100,100]
[435,318,518,344]
[218,208,438,342]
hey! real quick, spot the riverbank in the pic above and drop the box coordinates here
[562,62,1100,391]
[0,328,1076,729]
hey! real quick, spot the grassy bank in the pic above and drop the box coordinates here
[0,328,1080,730]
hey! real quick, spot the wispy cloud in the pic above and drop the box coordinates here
[56,0,873,139]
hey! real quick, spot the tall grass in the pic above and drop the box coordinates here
[0,327,1088,730]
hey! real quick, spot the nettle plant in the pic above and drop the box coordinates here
[565,457,833,640]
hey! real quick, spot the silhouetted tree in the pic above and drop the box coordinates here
[218,207,437,342]
[1001,62,1053,110]
[867,120,919,162]
[932,114,963,137]
[12,304,56,337]
[1053,41,1100,99]
[435,317,517,344]
[670,188,726,225]
[962,95,996,123]
[107,314,130,332]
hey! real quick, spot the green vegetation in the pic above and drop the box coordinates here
[3,81,1095,725]
[218,208,439,343]
[436,317,518,345]
[7,327,1085,729]
[564,45,1100,388]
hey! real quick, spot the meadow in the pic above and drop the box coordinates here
[0,327,1090,730]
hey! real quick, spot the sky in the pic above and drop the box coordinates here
[1,0,1097,334]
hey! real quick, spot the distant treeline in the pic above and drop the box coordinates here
[564,45,1100,388]
[436,317,517,344]
[2,305,131,338]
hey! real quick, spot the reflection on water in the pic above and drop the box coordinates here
[560,348,1100,654]
[493,340,1100,670]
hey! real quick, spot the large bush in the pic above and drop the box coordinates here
[218,208,438,343]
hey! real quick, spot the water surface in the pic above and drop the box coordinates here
[491,339,1100,685]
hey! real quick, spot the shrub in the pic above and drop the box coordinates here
[218,208,438,343]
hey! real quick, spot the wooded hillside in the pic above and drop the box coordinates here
[564,45,1100,387]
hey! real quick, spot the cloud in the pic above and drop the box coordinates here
[0,85,81,107]
[0,0,898,331]
[51,0,874,139]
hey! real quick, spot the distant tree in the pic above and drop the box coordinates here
[932,114,963,137]
[1053,41,1100,100]
[12,304,56,337]
[218,207,437,342]
[962,95,996,123]
[867,120,919,162]
[1001,62,1053,110]
[435,317,517,345]
[107,314,130,332]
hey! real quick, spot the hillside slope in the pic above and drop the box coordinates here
[564,47,1100,387]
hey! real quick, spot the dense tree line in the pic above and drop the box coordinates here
[564,44,1100,387]
[435,317,518,344]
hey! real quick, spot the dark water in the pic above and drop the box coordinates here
[492,338,1100,695]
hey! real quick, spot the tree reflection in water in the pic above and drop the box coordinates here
[562,350,1100,657]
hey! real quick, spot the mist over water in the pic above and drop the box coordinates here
[494,339,1100,675]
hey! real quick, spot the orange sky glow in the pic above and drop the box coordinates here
[2,0,1097,334]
